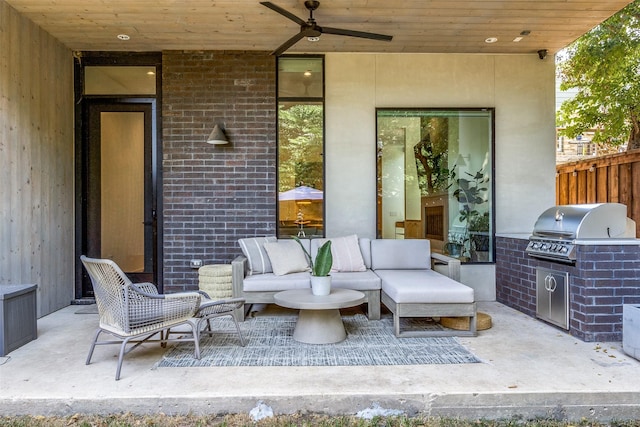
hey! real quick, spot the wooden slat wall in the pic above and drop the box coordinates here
[0,1,74,317]
[556,151,640,237]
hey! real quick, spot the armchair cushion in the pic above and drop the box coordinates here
[238,236,277,275]
[263,240,311,276]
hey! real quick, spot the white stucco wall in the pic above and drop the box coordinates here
[324,53,556,301]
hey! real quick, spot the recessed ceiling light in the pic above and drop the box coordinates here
[307,36,320,42]
[147,71,156,76]
[117,34,130,41]
[513,37,524,42]
[485,37,498,44]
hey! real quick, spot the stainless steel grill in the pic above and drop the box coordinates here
[526,203,636,263]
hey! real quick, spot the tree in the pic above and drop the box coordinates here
[278,104,323,192]
[557,1,640,151]
[413,117,452,194]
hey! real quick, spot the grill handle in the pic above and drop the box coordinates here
[532,231,574,239]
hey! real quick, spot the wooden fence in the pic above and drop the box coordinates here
[556,150,640,236]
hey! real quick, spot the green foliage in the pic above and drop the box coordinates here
[453,168,489,223]
[278,104,324,192]
[557,0,640,150]
[469,211,490,232]
[449,166,489,257]
[413,117,453,194]
[292,236,333,276]
[312,240,333,277]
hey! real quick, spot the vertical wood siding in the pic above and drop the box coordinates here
[0,1,74,316]
[556,151,640,237]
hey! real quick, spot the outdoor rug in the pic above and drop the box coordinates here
[157,313,482,367]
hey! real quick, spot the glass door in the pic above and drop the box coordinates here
[82,102,155,295]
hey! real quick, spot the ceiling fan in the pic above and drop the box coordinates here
[260,0,393,56]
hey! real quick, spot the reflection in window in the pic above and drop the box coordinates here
[84,66,157,95]
[277,56,324,238]
[376,109,494,263]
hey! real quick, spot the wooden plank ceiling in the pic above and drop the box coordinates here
[4,0,633,55]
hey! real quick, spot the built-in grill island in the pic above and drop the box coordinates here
[496,203,640,342]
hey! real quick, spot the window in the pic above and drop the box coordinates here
[84,66,157,95]
[376,108,494,263]
[277,56,324,238]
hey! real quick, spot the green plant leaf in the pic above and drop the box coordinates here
[313,240,333,276]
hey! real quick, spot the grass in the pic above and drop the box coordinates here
[1,415,640,427]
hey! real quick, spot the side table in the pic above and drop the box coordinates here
[1,284,38,356]
[198,264,233,299]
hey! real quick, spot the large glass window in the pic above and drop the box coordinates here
[376,109,494,263]
[277,56,324,238]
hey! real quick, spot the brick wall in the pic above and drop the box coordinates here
[495,237,538,317]
[496,236,640,342]
[162,51,277,292]
[572,244,640,341]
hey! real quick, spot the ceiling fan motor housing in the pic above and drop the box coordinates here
[305,1,320,11]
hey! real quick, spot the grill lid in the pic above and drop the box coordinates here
[526,203,636,264]
[531,203,633,240]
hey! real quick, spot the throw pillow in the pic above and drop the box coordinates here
[238,236,277,275]
[263,241,311,276]
[325,234,367,272]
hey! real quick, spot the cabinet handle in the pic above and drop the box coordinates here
[545,274,557,292]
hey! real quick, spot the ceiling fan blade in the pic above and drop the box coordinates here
[271,31,307,56]
[322,26,393,41]
[260,2,307,26]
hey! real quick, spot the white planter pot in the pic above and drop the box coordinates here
[623,304,640,361]
[310,275,331,296]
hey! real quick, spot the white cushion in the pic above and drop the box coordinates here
[312,235,366,272]
[263,241,310,276]
[330,270,381,291]
[242,272,311,291]
[238,236,277,275]
[371,239,432,270]
[376,269,474,303]
[358,238,372,269]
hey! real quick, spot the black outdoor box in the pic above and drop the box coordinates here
[0,284,37,356]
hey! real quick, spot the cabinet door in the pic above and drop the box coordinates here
[536,269,569,330]
[547,272,569,329]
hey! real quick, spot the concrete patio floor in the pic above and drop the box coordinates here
[1,301,639,421]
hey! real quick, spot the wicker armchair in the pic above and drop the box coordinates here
[80,255,203,380]
[195,296,246,346]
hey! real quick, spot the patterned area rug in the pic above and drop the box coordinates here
[157,313,481,367]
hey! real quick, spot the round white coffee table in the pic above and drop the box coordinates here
[273,288,366,344]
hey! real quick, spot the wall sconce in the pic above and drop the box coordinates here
[456,154,470,166]
[572,170,577,177]
[588,164,596,172]
[206,124,229,145]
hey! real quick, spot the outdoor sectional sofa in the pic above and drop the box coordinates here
[231,235,477,337]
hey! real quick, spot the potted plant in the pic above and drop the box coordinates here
[450,165,489,260]
[443,232,467,258]
[292,236,333,295]
[468,211,490,261]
